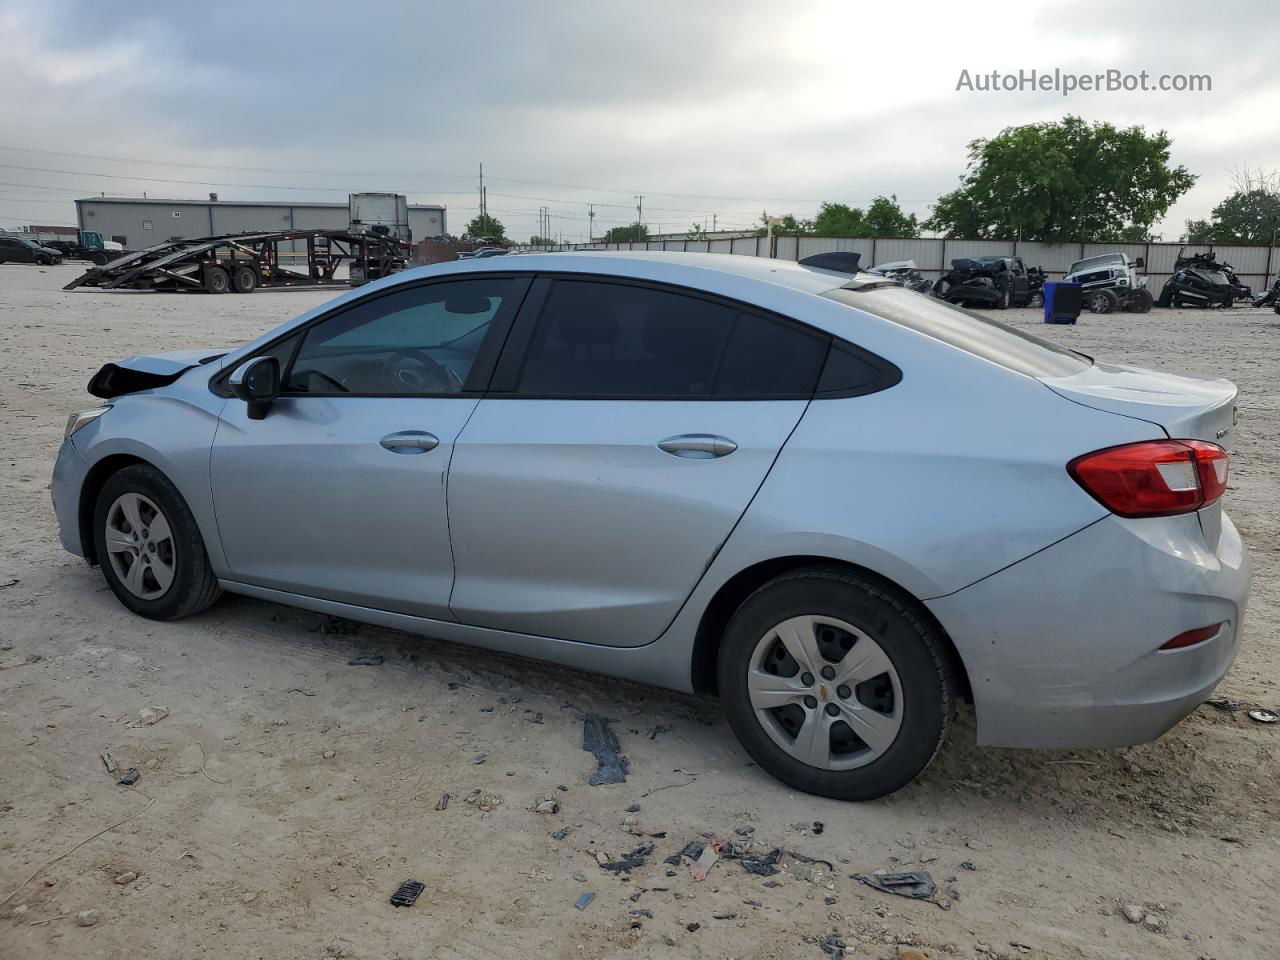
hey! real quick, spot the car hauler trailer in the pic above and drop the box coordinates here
[63,229,410,293]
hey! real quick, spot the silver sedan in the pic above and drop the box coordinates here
[52,252,1251,799]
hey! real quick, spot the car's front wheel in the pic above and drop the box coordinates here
[718,568,951,800]
[93,464,221,620]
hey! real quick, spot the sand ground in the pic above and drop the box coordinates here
[1,262,1276,959]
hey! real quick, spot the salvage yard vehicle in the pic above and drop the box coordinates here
[867,259,932,293]
[1157,250,1248,308]
[1062,252,1153,314]
[933,255,1045,309]
[0,235,64,265]
[52,252,1251,800]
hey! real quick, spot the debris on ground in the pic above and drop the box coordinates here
[100,752,118,774]
[574,892,595,910]
[322,750,336,760]
[573,871,587,882]
[625,803,641,813]
[960,861,976,871]
[735,848,782,877]
[582,714,628,785]
[471,753,488,764]
[1248,708,1278,724]
[76,910,99,927]
[286,687,317,697]
[389,880,424,907]
[1203,697,1239,712]
[347,655,384,667]
[116,768,140,786]
[601,843,654,873]
[690,842,722,881]
[712,911,737,920]
[463,789,501,812]
[1121,903,1145,923]
[816,931,847,957]
[434,793,450,811]
[533,798,560,814]
[114,871,137,885]
[853,870,937,900]
[551,826,571,841]
[629,907,653,920]
[127,706,168,728]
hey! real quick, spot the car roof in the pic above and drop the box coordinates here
[399,250,853,297]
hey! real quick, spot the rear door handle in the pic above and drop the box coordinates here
[380,430,439,454]
[657,434,738,459]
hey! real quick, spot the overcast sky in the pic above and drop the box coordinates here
[1,0,1275,241]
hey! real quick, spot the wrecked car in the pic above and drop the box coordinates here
[53,252,1250,801]
[1062,253,1153,314]
[933,255,1044,309]
[1157,250,1249,308]
[867,259,932,294]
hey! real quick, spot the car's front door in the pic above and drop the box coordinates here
[446,277,831,647]
[210,275,529,618]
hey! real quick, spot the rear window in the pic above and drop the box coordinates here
[823,285,1091,378]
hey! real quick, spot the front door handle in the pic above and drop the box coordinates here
[380,431,439,454]
[657,434,738,459]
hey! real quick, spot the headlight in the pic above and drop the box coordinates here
[64,405,110,438]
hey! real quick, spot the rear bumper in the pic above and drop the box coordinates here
[928,511,1250,749]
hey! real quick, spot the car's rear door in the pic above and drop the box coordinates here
[446,275,830,647]
[209,275,529,618]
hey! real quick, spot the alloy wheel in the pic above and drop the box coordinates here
[104,492,177,600]
[747,615,903,770]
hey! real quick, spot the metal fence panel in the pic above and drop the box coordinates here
[774,235,798,260]
[709,238,733,254]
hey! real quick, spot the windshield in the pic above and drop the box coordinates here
[1068,254,1124,273]
[823,285,1091,378]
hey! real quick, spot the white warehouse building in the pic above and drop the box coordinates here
[74,197,447,250]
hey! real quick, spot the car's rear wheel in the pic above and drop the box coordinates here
[718,568,951,800]
[93,464,221,620]
[1087,289,1118,314]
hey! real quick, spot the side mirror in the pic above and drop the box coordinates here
[229,356,280,420]
[1134,257,1146,269]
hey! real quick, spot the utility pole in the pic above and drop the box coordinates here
[636,195,644,235]
[588,203,595,242]
[478,163,484,221]
[712,213,717,232]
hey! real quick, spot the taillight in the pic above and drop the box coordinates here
[1068,440,1229,518]
[1160,623,1223,650]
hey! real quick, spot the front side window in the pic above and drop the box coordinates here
[284,278,521,395]
[516,280,828,398]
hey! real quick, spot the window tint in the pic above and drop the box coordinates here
[823,285,1090,378]
[714,312,827,396]
[816,343,886,394]
[285,278,519,395]
[516,280,828,398]
[517,281,735,397]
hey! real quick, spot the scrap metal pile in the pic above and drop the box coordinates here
[63,229,411,294]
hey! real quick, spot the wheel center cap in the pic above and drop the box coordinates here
[818,685,830,703]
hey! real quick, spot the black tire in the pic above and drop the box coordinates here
[1156,285,1173,308]
[92,464,221,621]
[1132,288,1154,313]
[35,255,50,266]
[717,567,952,801]
[203,266,230,294]
[92,252,109,266]
[996,284,1010,309]
[231,265,258,294]
[1086,288,1118,314]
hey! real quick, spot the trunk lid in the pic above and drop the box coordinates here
[1040,360,1237,444]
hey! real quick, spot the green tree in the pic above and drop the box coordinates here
[1185,187,1280,244]
[528,234,552,245]
[687,222,707,239]
[863,195,920,237]
[601,222,649,243]
[754,211,811,236]
[925,116,1196,241]
[811,203,865,236]
[465,213,506,240]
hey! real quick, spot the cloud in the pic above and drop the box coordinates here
[0,0,1274,241]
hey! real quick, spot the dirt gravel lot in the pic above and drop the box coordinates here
[1,262,1277,960]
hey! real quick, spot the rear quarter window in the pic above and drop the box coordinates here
[824,285,1090,378]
